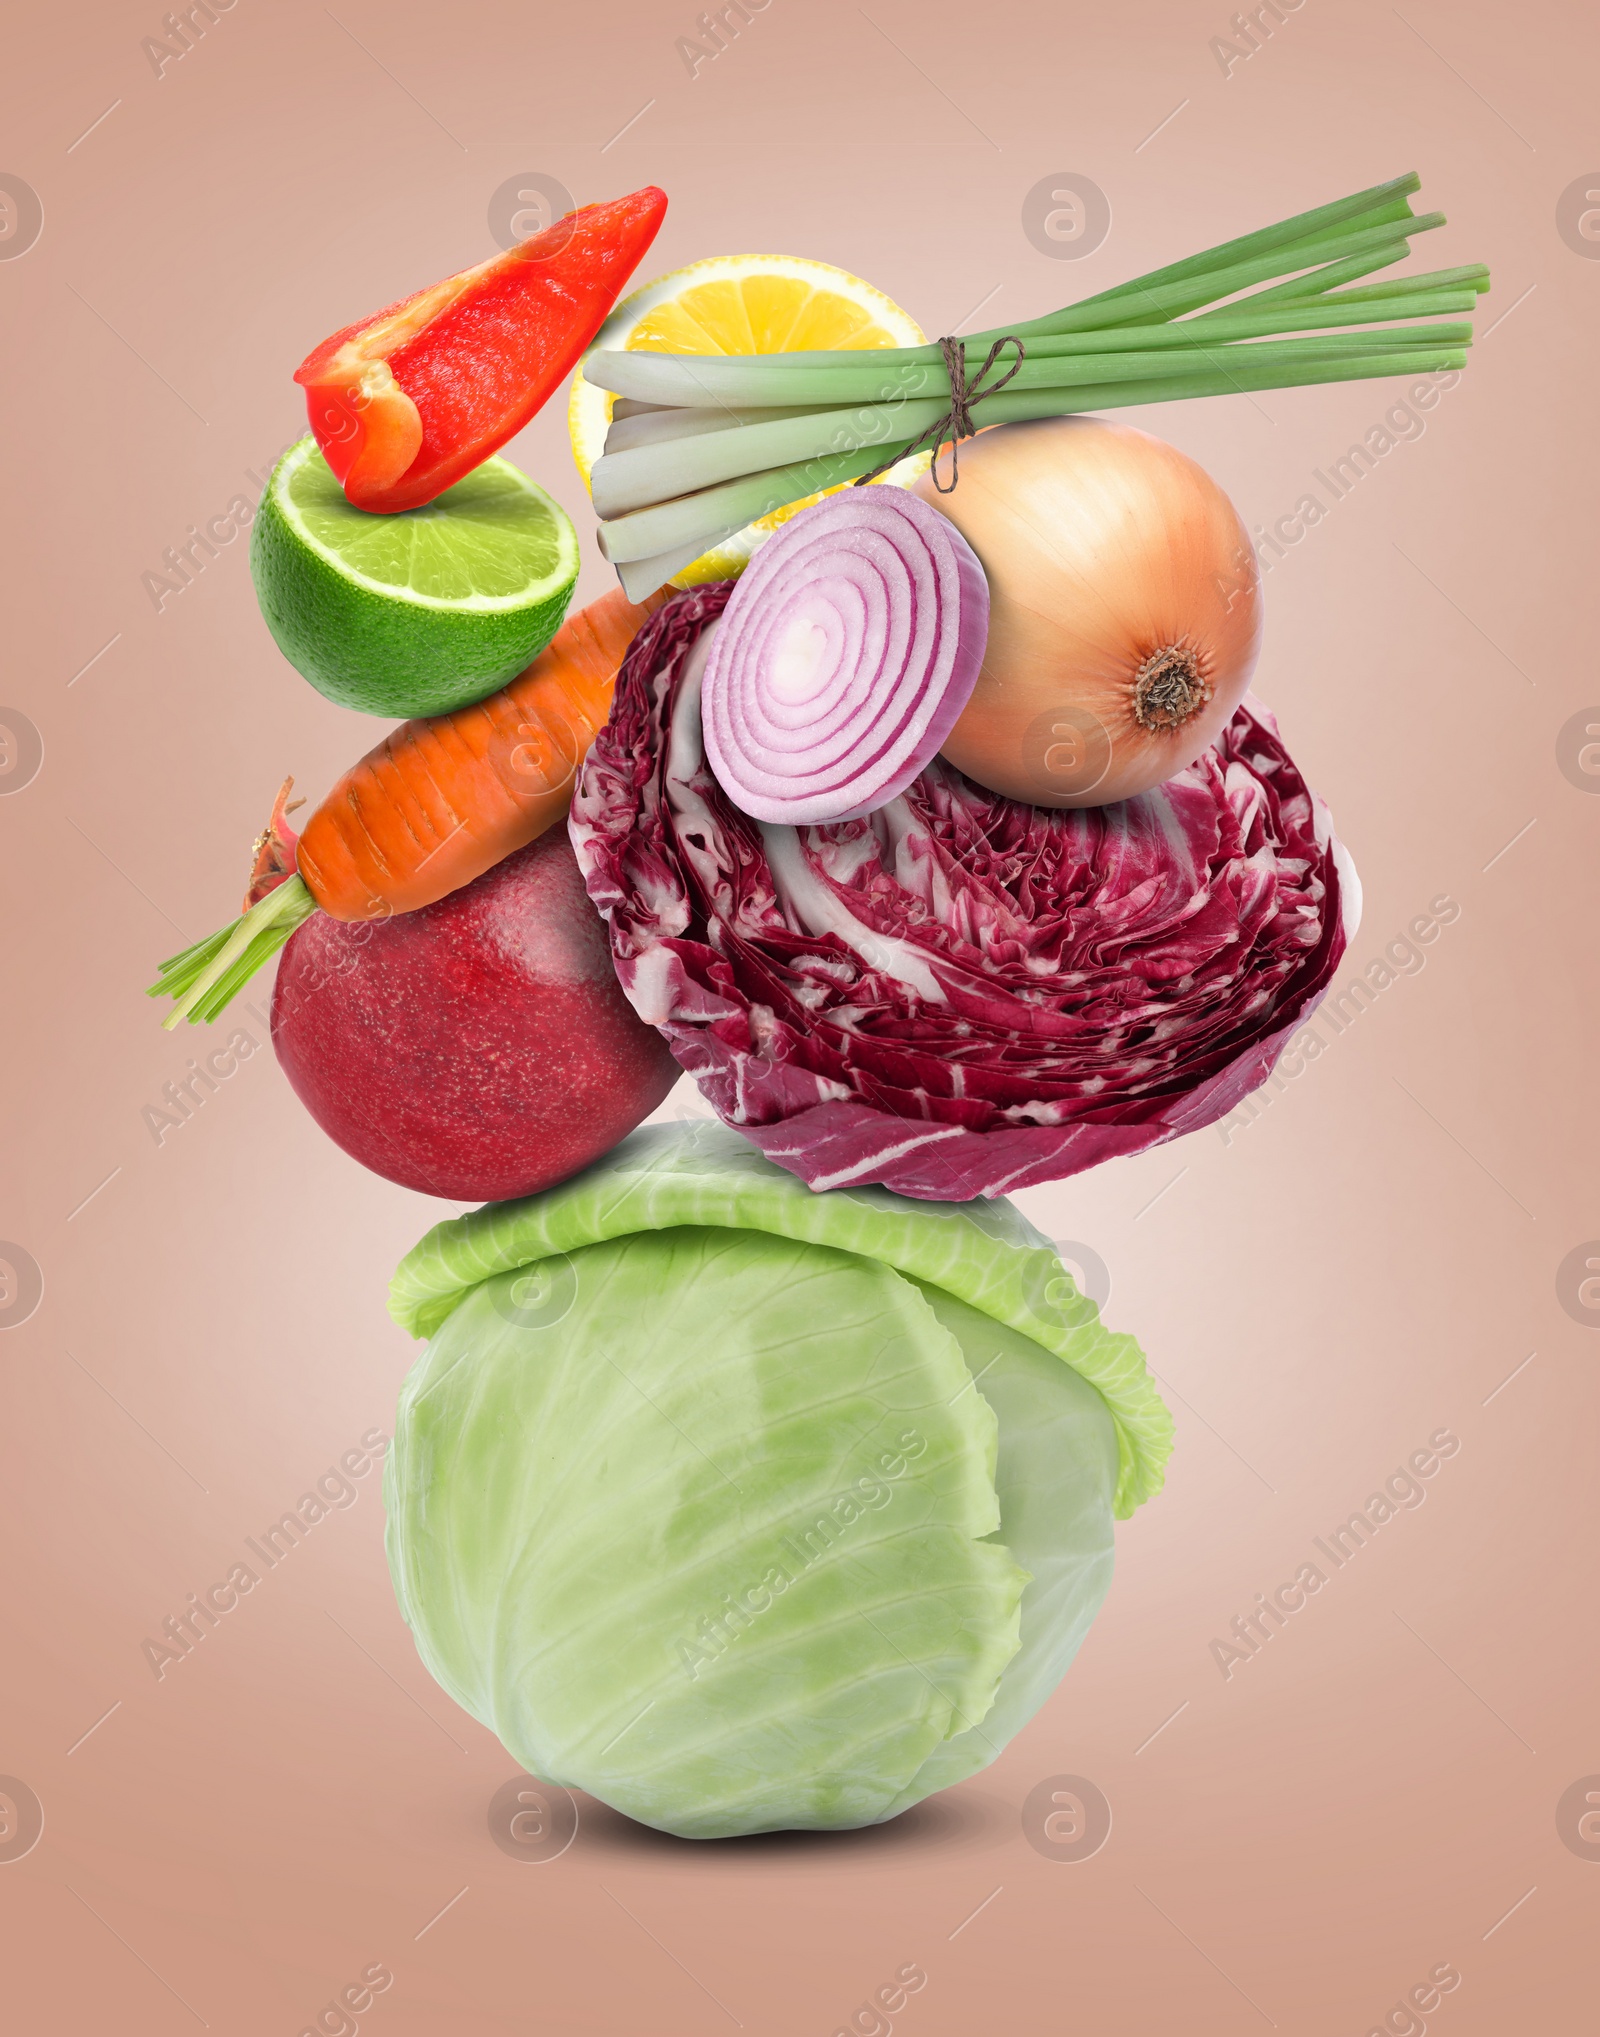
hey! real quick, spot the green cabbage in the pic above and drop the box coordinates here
[385,1122,1171,1838]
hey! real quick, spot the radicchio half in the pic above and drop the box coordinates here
[571,584,1358,1200]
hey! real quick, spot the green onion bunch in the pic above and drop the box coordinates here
[581,173,1488,600]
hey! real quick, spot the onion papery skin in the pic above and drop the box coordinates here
[699,491,989,825]
[572,585,1356,1202]
[917,417,1264,809]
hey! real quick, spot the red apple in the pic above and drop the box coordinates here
[271,828,679,1200]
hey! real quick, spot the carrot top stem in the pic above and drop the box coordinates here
[149,875,320,1028]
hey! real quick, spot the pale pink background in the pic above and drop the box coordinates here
[2,0,1595,2029]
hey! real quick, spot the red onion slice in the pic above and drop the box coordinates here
[699,490,989,825]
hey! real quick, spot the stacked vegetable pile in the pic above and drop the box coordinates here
[147,171,1486,1836]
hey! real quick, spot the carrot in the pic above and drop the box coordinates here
[302,582,668,920]
[149,584,670,1028]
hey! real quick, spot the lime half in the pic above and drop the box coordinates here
[251,438,580,716]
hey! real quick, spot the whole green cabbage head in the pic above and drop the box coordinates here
[385,1123,1171,1839]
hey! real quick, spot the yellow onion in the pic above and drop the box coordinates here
[915,417,1263,807]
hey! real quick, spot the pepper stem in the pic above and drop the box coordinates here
[148,876,320,1029]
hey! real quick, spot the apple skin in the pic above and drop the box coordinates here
[271,827,680,1201]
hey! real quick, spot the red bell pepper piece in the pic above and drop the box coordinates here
[295,185,667,514]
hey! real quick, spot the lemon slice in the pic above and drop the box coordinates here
[570,254,932,586]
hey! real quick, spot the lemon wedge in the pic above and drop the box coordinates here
[570,254,931,586]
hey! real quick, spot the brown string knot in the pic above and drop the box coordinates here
[853,334,1026,492]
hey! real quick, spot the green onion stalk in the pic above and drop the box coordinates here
[580,174,1490,600]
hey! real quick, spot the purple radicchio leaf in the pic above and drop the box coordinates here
[571,584,1357,1201]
